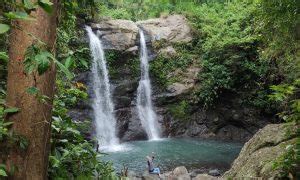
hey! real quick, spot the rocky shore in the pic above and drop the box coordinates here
[126,166,220,180]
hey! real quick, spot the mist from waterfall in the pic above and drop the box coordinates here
[86,26,119,149]
[136,29,160,140]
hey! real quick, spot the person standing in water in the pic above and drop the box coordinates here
[146,154,161,177]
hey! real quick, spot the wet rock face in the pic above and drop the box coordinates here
[161,94,271,142]
[115,108,148,141]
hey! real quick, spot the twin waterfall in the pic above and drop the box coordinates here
[86,26,119,148]
[86,26,160,149]
[136,30,160,140]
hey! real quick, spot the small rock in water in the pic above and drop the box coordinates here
[208,169,220,176]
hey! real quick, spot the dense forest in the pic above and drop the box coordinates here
[0,0,299,179]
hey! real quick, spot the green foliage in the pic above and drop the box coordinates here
[272,141,299,178]
[0,164,7,177]
[46,2,112,175]
[105,50,120,78]
[0,52,8,62]
[55,80,88,108]
[56,10,91,71]
[97,4,132,20]
[96,0,175,21]
[24,44,73,79]
[50,4,114,175]
[105,50,140,79]
[150,42,195,87]
[0,0,56,32]
[0,115,13,142]
[4,11,34,20]
[269,80,299,178]
[38,0,54,13]
[0,92,29,177]
[183,1,269,107]
[0,104,20,142]
[96,1,225,21]
[269,80,300,123]
[0,24,10,34]
[126,57,140,78]
[49,80,115,179]
[255,0,300,83]
[150,55,176,87]
[168,100,190,122]
[24,45,54,75]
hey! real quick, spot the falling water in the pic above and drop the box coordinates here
[136,29,160,140]
[86,26,119,148]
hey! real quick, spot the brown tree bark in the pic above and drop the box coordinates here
[6,0,58,179]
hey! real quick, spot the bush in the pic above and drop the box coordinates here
[150,42,196,87]
[168,100,191,122]
[49,80,115,179]
[176,1,272,107]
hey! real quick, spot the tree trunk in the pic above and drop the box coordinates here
[6,0,58,179]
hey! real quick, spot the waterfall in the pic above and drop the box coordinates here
[86,26,119,148]
[136,29,160,140]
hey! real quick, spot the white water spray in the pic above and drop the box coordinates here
[136,29,160,140]
[86,26,119,148]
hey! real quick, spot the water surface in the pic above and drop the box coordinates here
[102,138,242,173]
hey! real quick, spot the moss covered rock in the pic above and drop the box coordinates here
[223,123,298,178]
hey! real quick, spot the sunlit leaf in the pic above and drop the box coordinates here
[55,60,73,80]
[0,24,10,34]
[4,11,34,20]
[59,139,68,143]
[38,0,54,13]
[3,122,13,126]
[79,58,88,68]
[0,168,7,177]
[0,52,9,63]
[4,107,19,114]
[23,0,37,10]
[64,56,74,69]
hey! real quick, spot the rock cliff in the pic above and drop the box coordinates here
[71,14,273,142]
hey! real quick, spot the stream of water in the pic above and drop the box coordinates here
[136,29,161,140]
[86,26,119,150]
